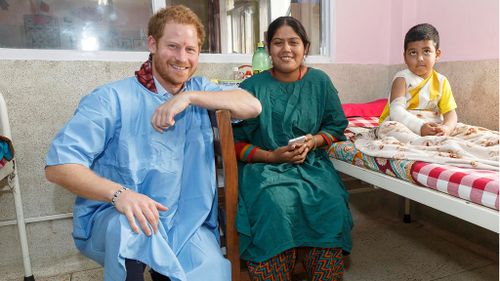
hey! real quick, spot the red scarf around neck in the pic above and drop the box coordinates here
[135,54,158,94]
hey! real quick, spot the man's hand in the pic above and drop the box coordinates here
[114,190,168,236]
[151,92,191,132]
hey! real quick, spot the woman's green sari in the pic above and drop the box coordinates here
[233,68,353,262]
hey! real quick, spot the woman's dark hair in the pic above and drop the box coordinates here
[404,23,440,51]
[266,16,310,55]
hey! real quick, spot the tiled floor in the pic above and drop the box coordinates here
[3,186,498,281]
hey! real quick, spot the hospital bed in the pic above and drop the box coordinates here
[328,116,499,233]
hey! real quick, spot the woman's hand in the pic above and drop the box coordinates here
[268,134,314,164]
[268,145,309,164]
[303,134,316,151]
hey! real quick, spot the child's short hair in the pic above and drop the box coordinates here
[404,23,440,51]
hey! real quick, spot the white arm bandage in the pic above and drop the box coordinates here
[389,97,425,135]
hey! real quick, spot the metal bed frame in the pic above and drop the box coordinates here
[330,158,499,233]
[0,92,35,280]
[331,158,499,233]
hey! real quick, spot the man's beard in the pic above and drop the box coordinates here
[153,56,196,92]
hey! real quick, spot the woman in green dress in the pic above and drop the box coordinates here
[233,16,353,281]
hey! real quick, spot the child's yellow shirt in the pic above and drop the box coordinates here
[379,69,457,123]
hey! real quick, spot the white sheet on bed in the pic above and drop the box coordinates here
[353,121,499,171]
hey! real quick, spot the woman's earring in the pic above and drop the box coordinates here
[303,55,306,65]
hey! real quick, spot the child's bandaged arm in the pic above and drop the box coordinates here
[389,77,424,135]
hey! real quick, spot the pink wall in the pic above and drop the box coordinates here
[335,0,392,64]
[336,0,499,64]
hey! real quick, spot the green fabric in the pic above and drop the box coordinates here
[233,68,353,262]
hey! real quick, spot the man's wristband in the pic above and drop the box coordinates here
[111,186,129,206]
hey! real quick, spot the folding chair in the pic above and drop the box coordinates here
[0,92,35,281]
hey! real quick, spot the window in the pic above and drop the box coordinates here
[0,0,153,51]
[0,0,334,62]
[171,0,331,56]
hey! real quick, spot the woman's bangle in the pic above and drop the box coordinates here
[312,136,317,150]
[111,186,129,206]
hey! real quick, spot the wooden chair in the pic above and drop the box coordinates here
[210,110,241,281]
[210,110,306,281]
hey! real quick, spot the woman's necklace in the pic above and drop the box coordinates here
[271,67,302,81]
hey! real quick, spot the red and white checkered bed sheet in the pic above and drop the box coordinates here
[341,117,499,210]
[411,162,499,210]
[348,116,380,128]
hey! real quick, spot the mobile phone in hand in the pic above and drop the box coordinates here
[288,135,306,145]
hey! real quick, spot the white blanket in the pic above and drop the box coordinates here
[353,120,499,171]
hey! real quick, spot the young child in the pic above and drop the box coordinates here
[379,23,458,136]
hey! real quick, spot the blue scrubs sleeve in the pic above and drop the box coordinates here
[195,76,244,123]
[46,88,117,167]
